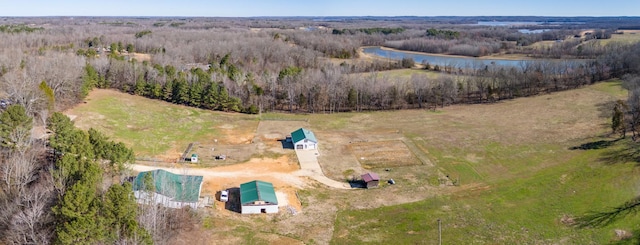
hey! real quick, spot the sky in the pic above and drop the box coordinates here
[0,0,638,17]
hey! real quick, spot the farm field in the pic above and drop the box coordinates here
[65,80,640,244]
[598,30,640,45]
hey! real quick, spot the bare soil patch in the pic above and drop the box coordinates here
[349,140,421,168]
[130,52,151,62]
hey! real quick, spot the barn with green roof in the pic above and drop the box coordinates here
[240,180,279,214]
[133,169,204,209]
[291,128,318,150]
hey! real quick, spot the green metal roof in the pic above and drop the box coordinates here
[133,169,203,202]
[240,180,278,205]
[291,128,317,143]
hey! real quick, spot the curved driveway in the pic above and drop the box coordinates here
[132,148,351,190]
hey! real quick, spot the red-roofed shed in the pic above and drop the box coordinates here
[361,172,380,189]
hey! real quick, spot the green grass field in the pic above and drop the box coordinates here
[598,31,640,46]
[333,140,640,244]
[69,81,640,244]
[67,90,258,158]
[331,81,640,244]
[351,68,444,82]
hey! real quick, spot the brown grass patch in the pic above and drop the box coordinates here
[349,140,421,168]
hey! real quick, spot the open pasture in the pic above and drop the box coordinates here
[66,80,638,244]
[349,140,421,168]
[65,89,258,160]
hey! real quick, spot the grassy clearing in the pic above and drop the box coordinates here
[349,140,421,168]
[331,81,640,244]
[598,31,640,45]
[350,68,444,82]
[66,89,258,158]
[333,140,640,244]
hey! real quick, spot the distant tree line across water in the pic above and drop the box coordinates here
[0,16,638,117]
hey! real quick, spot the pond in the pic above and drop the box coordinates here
[476,21,542,26]
[518,29,550,34]
[362,46,584,69]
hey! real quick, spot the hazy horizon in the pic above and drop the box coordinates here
[0,0,638,17]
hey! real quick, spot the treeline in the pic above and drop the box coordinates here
[0,17,638,117]
[90,62,245,112]
[385,38,504,57]
[0,24,44,33]
[426,28,460,39]
[332,27,405,35]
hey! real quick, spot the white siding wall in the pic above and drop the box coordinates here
[134,191,198,209]
[294,140,317,150]
[241,204,279,214]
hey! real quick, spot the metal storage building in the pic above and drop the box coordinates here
[240,180,279,214]
[133,169,203,209]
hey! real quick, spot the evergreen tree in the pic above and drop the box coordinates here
[102,183,152,244]
[163,79,174,102]
[39,80,56,111]
[53,161,104,244]
[188,81,204,107]
[81,65,99,99]
[172,77,189,104]
[134,76,147,96]
[202,82,220,109]
[47,112,74,135]
[0,104,33,149]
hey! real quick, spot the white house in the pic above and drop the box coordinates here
[133,169,203,209]
[240,180,278,214]
[291,128,318,150]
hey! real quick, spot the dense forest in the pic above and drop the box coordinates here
[0,17,639,117]
[1,16,640,244]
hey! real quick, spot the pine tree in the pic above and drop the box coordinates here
[0,104,33,149]
[102,183,152,244]
[53,167,104,244]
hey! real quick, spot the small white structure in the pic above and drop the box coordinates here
[240,180,278,214]
[133,169,203,209]
[190,153,198,163]
[291,128,318,150]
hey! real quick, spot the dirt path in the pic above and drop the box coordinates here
[294,149,351,189]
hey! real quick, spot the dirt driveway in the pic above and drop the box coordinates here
[294,149,350,189]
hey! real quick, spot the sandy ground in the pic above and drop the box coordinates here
[134,155,304,212]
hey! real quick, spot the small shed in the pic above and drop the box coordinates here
[191,153,198,163]
[132,169,204,209]
[361,172,380,189]
[240,180,278,214]
[291,128,318,150]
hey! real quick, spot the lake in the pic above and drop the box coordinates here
[518,29,550,34]
[362,47,585,69]
[363,47,528,68]
[476,21,542,26]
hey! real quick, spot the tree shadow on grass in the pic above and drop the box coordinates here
[574,197,640,244]
[596,100,617,119]
[574,196,640,228]
[598,142,640,166]
[569,139,621,150]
